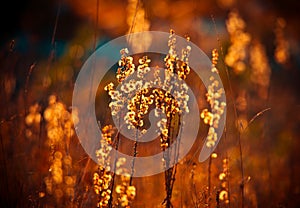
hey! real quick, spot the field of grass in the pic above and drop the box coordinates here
[0,0,300,207]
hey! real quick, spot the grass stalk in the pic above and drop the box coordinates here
[211,14,245,206]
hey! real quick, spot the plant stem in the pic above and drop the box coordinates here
[108,130,120,208]
[24,63,35,116]
[211,15,245,207]
[238,131,244,208]
[207,154,212,208]
[130,127,139,186]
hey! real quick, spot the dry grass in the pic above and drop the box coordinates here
[1,1,300,207]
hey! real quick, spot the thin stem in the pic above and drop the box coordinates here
[80,0,100,187]
[207,154,212,208]
[127,0,140,44]
[47,0,61,72]
[164,117,172,208]
[130,91,143,185]
[130,126,139,186]
[163,107,179,208]
[238,132,244,208]
[80,158,90,185]
[108,130,121,208]
[51,2,61,47]
[24,63,35,115]
[211,14,245,207]
[191,165,199,207]
[244,108,271,132]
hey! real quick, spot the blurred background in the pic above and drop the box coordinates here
[0,0,300,207]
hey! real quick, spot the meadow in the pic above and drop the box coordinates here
[0,0,300,207]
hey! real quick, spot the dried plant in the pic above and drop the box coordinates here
[249,40,271,100]
[201,49,226,148]
[40,95,78,206]
[115,158,136,208]
[217,157,230,207]
[225,10,251,74]
[94,125,114,207]
[126,0,152,52]
[104,29,191,208]
[2,1,299,207]
[274,18,290,64]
